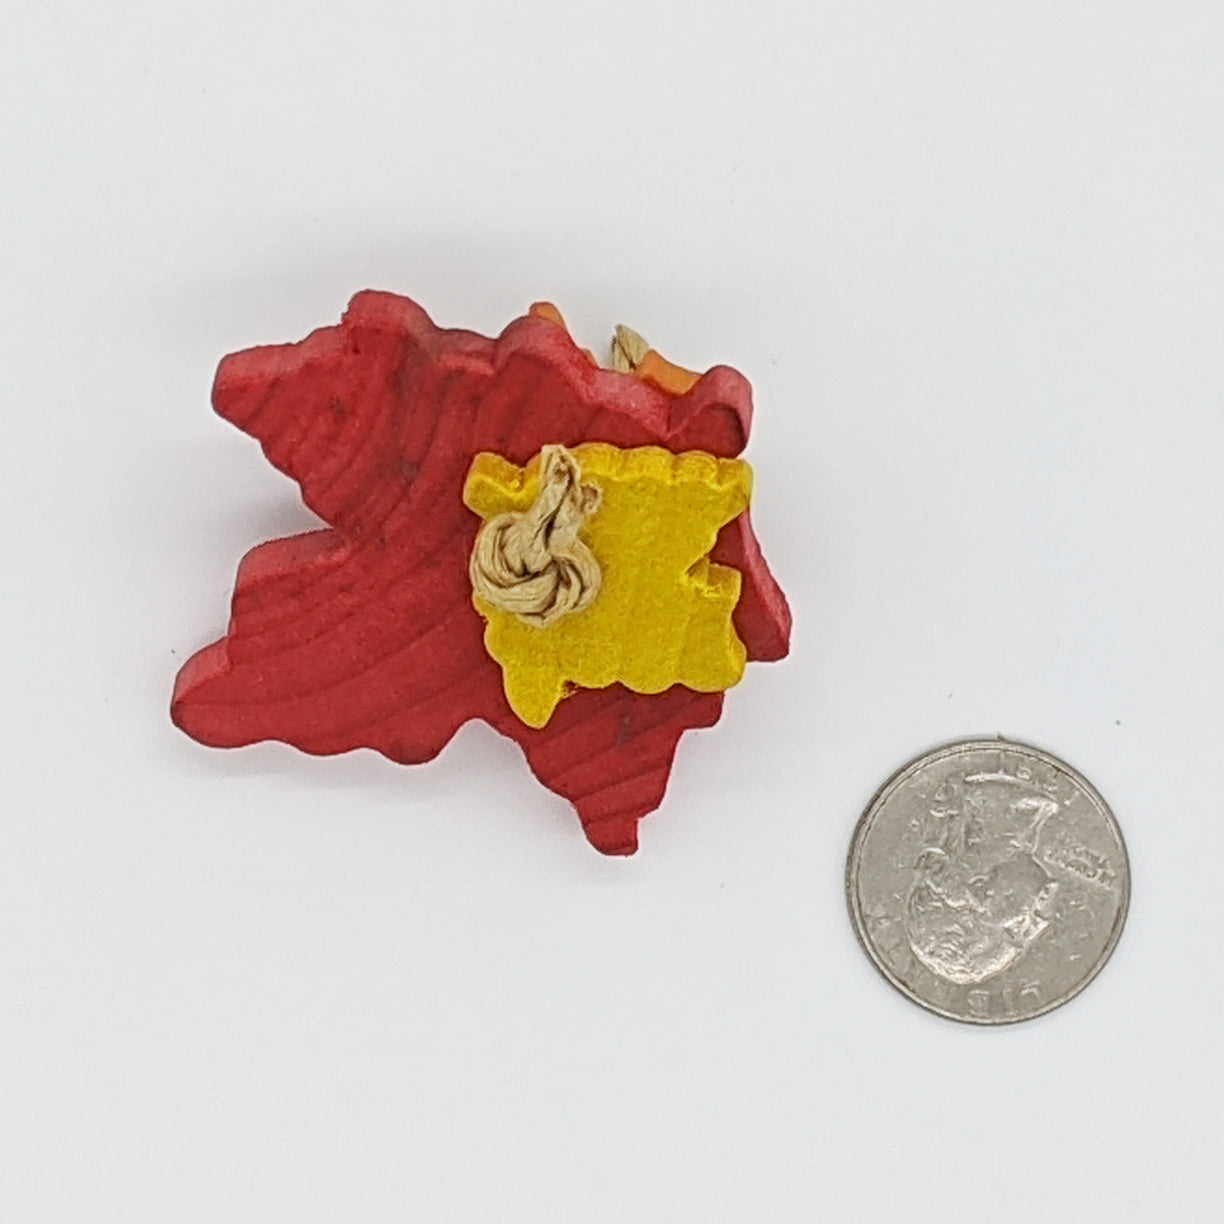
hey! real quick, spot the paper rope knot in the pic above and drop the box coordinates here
[468,444,602,627]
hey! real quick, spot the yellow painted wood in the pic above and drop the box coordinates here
[464,443,752,728]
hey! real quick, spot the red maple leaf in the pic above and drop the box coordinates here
[172,292,791,853]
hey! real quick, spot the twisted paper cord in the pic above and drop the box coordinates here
[469,445,602,626]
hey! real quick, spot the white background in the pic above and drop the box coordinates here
[2,3,1221,1220]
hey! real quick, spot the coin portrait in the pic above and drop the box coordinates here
[847,739,1129,1024]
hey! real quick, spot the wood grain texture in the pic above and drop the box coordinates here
[171,292,792,854]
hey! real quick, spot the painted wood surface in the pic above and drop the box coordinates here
[171,291,791,854]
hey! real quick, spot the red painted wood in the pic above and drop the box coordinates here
[172,292,791,854]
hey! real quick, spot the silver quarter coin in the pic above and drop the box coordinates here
[847,738,1129,1024]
